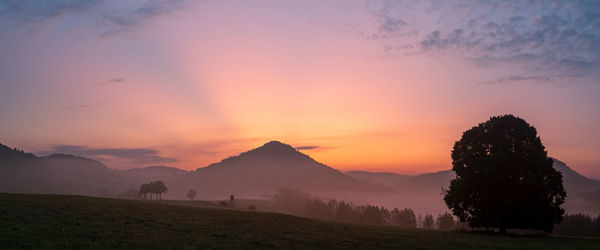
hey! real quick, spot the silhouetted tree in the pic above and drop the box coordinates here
[272,188,426,227]
[306,199,330,220]
[594,214,600,236]
[391,208,416,228]
[333,201,358,222]
[444,115,566,233]
[360,205,383,224]
[423,214,435,229]
[381,207,391,225]
[151,181,168,200]
[402,208,417,228]
[554,213,596,236]
[273,188,313,215]
[436,212,455,230]
[187,189,197,200]
[139,183,150,200]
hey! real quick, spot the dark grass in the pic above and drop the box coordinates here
[0,193,598,249]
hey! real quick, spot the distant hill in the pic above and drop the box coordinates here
[345,171,410,187]
[41,154,120,193]
[391,170,454,193]
[0,143,41,167]
[117,166,188,184]
[551,159,600,215]
[1,141,598,215]
[0,145,120,195]
[0,141,394,200]
[552,159,600,194]
[353,160,600,216]
[180,141,395,198]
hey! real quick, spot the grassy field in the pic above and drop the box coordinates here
[1,193,598,249]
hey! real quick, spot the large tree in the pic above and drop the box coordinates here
[444,115,565,233]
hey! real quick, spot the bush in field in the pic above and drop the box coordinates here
[186,190,197,200]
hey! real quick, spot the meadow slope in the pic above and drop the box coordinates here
[0,194,598,249]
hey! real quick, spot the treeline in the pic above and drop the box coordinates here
[273,188,459,230]
[553,213,600,237]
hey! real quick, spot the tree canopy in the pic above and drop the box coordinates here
[444,115,566,233]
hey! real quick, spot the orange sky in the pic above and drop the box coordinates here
[1,1,599,178]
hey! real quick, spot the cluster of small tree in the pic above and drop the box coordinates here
[553,213,600,237]
[273,188,456,229]
[138,180,168,200]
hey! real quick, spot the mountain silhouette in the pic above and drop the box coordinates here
[0,143,41,166]
[0,144,119,194]
[1,141,598,215]
[181,141,395,197]
[0,141,394,199]
[552,159,600,194]
[345,171,410,187]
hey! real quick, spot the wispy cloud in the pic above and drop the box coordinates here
[294,145,339,152]
[109,78,124,83]
[98,78,125,87]
[37,145,177,165]
[0,0,101,21]
[0,0,189,37]
[99,0,187,37]
[476,73,586,86]
[65,104,90,110]
[294,145,320,150]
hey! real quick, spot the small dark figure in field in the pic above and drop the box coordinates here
[187,189,197,200]
[230,195,235,208]
[138,181,168,200]
[248,205,256,211]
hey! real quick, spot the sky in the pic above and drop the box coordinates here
[0,0,599,177]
